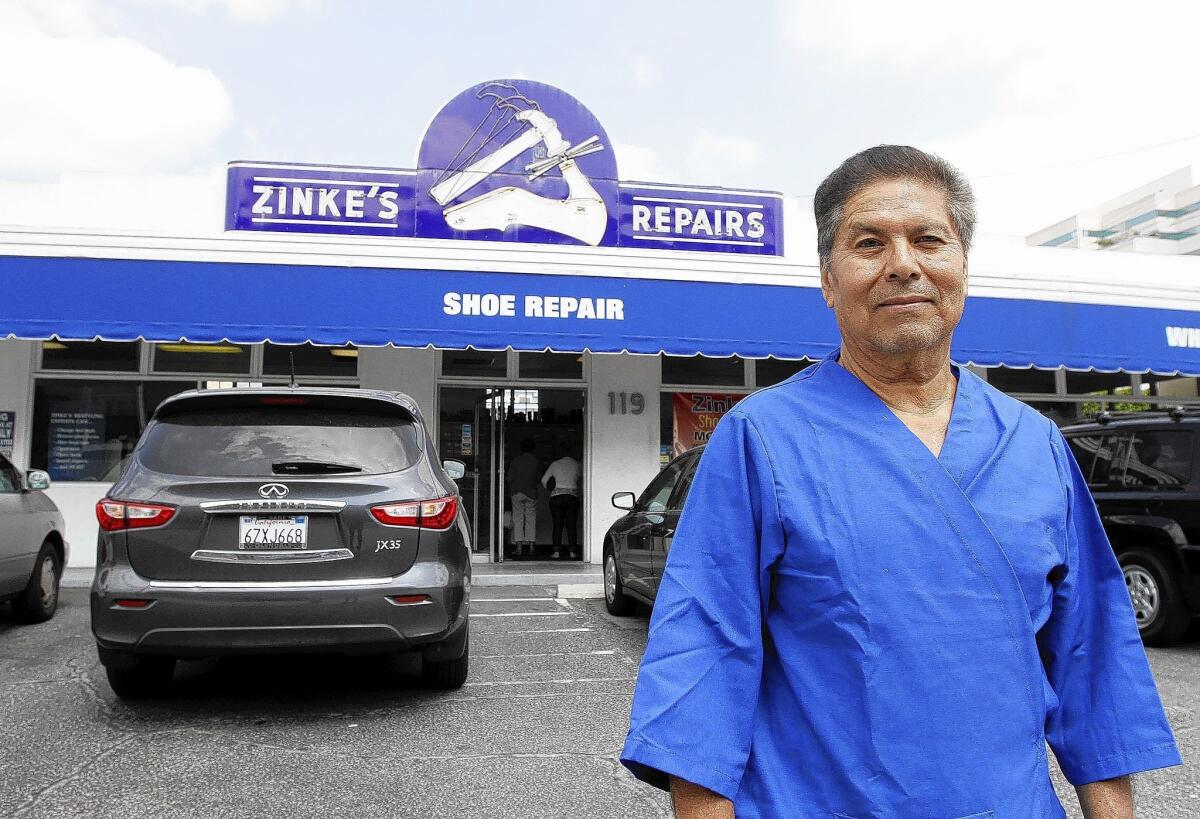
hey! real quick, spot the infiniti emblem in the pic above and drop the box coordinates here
[258,483,290,499]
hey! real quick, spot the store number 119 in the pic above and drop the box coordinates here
[608,392,645,415]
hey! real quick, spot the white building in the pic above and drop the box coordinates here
[1027,168,1200,255]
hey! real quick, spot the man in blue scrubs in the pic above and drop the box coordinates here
[621,146,1180,818]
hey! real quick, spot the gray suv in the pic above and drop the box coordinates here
[91,388,471,698]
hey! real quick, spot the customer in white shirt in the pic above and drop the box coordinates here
[541,450,581,559]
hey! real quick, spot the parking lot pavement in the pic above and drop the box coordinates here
[0,588,670,819]
[2,590,1198,818]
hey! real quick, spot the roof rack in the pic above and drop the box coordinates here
[1093,406,1200,424]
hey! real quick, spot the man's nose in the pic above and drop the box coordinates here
[885,239,921,280]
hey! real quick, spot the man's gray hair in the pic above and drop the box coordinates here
[813,145,976,268]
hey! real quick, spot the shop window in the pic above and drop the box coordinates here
[41,340,139,372]
[442,348,508,378]
[264,342,358,378]
[1065,370,1134,395]
[30,379,194,482]
[755,357,812,387]
[662,354,746,387]
[518,352,583,380]
[984,366,1056,395]
[152,341,252,375]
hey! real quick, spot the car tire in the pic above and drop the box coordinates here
[103,653,176,699]
[604,549,635,616]
[13,541,61,624]
[1119,550,1189,646]
[420,634,469,689]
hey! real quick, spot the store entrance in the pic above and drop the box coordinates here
[439,387,586,562]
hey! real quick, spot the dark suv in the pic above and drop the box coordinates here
[603,447,704,615]
[91,388,471,697]
[1063,408,1200,645]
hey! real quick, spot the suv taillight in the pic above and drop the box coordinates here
[96,499,176,532]
[370,496,457,530]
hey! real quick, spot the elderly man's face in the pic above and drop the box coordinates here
[821,178,967,357]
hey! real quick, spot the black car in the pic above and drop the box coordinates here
[603,447,703,615]
[1063,408,1200,645]
[91,387,472,697]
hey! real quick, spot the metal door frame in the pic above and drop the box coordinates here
[445,383,587,564]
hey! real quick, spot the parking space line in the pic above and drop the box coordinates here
[507,627,592,634]
[464,676,637,687]
[473,597,558,603]
[470,611,573,618]
[475,649,617,659]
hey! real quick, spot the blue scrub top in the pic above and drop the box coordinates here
[621,352,1180,818]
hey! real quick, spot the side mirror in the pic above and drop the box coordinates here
[442,459,466,481]
[611,491,635,511]
[25,470,51,491]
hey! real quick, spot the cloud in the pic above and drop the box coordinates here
[0,5,233,178]
[132,0,322,24]
[0,167,227,233]
[613,142,674,183]
[631,56,662,89]
[618,132,768,187]
[686,130,766,186]
[778,1,1200,236]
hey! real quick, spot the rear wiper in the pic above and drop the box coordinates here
[271,460,363,474]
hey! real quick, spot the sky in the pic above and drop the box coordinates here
[3,0,1200,245]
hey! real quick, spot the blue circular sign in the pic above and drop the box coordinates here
[416,79,618,247]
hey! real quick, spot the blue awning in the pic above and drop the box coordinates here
[3,254,1199,374]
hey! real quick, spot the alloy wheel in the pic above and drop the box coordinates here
[605,554,617,604]
[1124,565,1159,627]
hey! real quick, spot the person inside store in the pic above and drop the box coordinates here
[621,145,1180,818]
[506,437,542,558]
[542,446,581,560]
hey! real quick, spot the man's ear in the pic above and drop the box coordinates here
[820,263,835,309]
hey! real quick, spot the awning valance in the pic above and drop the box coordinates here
[3,254,1199,375]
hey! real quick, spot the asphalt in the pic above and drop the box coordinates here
[2,590,1198,818]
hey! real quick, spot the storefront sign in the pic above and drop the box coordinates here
[0,410,14,458]
[47,409,106,480]
[227,79,783,255]
[672,392,742,458]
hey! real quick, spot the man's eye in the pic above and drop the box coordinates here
[856,238,882,249]
[917,235,945,245]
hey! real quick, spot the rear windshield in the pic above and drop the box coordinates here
[137,407,423,477]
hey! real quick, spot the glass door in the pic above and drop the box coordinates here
[439,386,586,562]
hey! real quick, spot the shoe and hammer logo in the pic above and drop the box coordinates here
[258,483,290,499]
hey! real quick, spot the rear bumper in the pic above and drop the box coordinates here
[90,560,469,659]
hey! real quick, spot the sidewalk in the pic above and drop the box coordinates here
[471,559,603,595]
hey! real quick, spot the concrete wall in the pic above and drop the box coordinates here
[359,346,437,417]
[586,353,662,565]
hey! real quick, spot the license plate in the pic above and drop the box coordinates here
[238,515,308,550]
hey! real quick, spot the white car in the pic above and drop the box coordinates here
[0,453,66,622]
